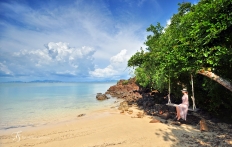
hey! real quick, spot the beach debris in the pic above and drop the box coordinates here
[149,119,160,123]
[77,114,86,117]
[200,118,208,132]
[96,93,109,100]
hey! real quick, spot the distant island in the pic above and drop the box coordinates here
[1,80,118,83]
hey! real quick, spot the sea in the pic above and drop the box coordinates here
[0,82,118,131]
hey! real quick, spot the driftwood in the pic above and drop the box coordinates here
[200,118,208,132]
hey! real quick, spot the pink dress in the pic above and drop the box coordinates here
[178,94,189,120]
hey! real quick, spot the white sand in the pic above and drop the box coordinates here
[0,106,213,147]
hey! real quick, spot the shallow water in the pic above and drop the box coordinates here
[0,82,117,130]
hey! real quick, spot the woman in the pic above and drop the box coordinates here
[176,88,189,121]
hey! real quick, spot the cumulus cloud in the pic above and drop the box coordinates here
[90,49,130,79]
[0,42,95,78]
[0,0,162,81]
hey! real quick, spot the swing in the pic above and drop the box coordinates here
[166,74,199,112]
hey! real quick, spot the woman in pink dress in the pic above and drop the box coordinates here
[176,88,189,121]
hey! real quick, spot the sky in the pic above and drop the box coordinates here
[0,0,198,82]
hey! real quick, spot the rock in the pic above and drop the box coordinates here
[136,112,144,118]
[131,112,144,118]
[225,140,232,145]
[118,101,129,111]
[127,111,133,115]
[105,77,141,100]
[127,109,133,114]
[149,119,160,123]
[96,93,109,100]
[77,114,85,117]
[171,121,181,126]
[159,112,170,120]
[129,109,133,113]
[200,118,208,132]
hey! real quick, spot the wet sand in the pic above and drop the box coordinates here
[0,106,216,147]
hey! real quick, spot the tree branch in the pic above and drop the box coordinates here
[198,70,232,92]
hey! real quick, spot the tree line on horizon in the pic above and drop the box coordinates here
[127,0,232,122]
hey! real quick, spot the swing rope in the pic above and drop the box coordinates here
[168,76,171,104]
[191,74,197,110]
[166,74,198,111]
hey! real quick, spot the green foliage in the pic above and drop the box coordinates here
[122,80,129,85]
[128,0,232,121]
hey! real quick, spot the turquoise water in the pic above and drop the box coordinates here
[0,82,117,130]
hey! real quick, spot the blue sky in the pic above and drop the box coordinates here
[0,0,197,82]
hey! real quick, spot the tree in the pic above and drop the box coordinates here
[128,0,232,121]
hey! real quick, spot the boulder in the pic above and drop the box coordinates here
[96,93,109,100]
[159,112,170,120]
[200,118,209,132]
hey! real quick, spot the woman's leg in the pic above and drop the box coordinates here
[176,106,180,120]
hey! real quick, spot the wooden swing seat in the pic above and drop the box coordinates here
[166,103,199,112]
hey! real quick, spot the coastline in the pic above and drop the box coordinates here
[0,97,122,135]
[0,103,216,147]
[1,80,231,147]
[0,82,117,132]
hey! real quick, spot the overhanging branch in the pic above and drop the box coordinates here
[198,70,232,92]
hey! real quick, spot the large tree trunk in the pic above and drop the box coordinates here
[198,70,232,92]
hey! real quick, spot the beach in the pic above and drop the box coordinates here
[1,83,231,147]
[0,104,215,147]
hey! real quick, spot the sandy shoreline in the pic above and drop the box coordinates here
[0,105,217,147]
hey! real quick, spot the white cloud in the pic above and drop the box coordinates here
[90,49,130,79]
[0,0,161,81]
[0,42,95,78]
[162,19,171,33]
[166,19,171,26]
[110,49,129,67]
[89,65,117,78]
